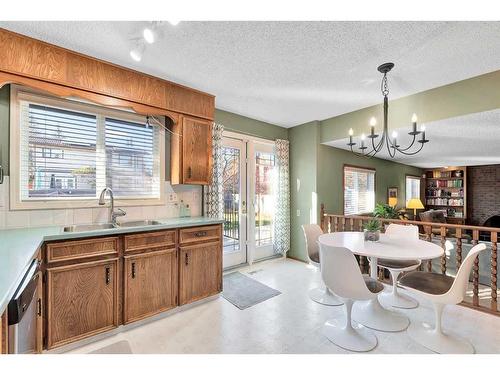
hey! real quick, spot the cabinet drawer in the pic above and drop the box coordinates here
[179,225,221,245]
[124,230,176,253]
[46,237,119,264]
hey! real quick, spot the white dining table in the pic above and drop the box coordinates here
[318,231,444,332]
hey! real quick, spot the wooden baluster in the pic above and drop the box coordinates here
[456,227,463,270]
[327,216,332,233]
[334,217,339,233]
[491,232,498,312]
[472,229,480,307]
[358,219,364,232]
[320,203,325,231]
[440,226,447,275]
[340,217,345,232]
[360,256,366,274]
[425,227,432,272]
[349,218,354,231]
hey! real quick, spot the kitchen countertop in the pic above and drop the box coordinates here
[0,216,223,315]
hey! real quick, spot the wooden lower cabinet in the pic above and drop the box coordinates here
[179,241,222,305]
[124,249,178,324]
[46,258,119,349]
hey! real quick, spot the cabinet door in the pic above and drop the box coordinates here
[124,249,178,324]
[182,116,212,184]
[179,242,222,305]
[46,259,118,349]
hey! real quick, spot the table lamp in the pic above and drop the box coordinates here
[406,198,424,219]
[388,197,398,207]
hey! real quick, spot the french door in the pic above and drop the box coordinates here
[221,134,277,269]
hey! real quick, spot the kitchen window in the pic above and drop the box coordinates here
[406,175,421,204]
[10,87,165,209]
[344,165,376,215]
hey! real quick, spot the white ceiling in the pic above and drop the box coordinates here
[325,110,500,168]
[1,21,500,127]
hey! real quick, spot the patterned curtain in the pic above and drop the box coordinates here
[206,123,224,218]
[274,139,290,254]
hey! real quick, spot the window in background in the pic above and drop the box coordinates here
[344,166,375,215]
[14,88,163,208]
[406,175,421,205]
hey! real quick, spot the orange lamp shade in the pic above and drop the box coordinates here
[388,197,398,207]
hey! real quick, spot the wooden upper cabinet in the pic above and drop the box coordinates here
[123,249,178,324]
[179,241,222,305]
[171,115,213,185]
[0,28,215,120]
[46,259,119,349]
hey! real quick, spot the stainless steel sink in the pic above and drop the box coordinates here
[117,220,162,228]
[63,223,116,232]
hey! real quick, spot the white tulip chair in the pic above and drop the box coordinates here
[378,223,421,308]
[301,224,342,306]
[319,242,384,352]
[399,243,487,354]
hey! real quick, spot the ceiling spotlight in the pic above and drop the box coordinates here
[143,28,155,44]
[168,20,180,26]
[130,44,145,62]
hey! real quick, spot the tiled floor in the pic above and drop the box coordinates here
[65,258,500,354]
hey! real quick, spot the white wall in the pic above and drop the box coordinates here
[0,177,202,229]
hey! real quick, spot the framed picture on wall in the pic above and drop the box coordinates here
[387,187,398,207]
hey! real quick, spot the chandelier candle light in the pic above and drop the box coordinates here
[347,63,429,158]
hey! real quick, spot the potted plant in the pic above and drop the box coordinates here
[363,219,381,242]
[373,203,409,220]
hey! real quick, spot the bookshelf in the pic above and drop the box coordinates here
[424,166,467,224]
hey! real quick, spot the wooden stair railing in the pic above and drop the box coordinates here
[319,203,500,316]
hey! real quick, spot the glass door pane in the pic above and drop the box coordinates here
[222,138,247,268]
[251,143,276,261]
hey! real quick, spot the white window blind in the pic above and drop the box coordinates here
[21,103,98,199]
[105,118,160,198]
[344,166,375,215]
[18,94,161,203]
[406,176,421,204]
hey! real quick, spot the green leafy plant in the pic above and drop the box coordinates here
[373,203,409,220]
[363,219,381,232]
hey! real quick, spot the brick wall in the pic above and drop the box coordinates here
[467,164,500,226]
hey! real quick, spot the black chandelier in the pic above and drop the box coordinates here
[347,62,429,158]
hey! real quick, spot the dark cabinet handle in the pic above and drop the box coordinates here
[185,252,189,266]
[187,166,192,179]
[37,298,42,317]
[194,231,207,237]
[131,262,136,279]
[105,266,110,285]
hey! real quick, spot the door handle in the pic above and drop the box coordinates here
[105,266,111,285]
[188,166,192,179]
[131,262,136,279]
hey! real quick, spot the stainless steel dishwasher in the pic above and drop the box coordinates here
[8,259,41,354]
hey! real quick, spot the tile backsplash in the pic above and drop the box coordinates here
[0,176,203,229]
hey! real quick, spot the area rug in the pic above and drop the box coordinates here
[90,340,133,354]
[222,271,281,309]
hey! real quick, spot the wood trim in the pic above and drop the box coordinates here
[0,28,215,120]
[123,230,177,253]
[342,164,377,216]
[179,225,222,245]
[46,237,120,264]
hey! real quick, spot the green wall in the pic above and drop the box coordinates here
[288,121,321,260]
[215,108,288,140]
[288,120,423,262]
[317,145,422,214]
[0,85,9,175]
